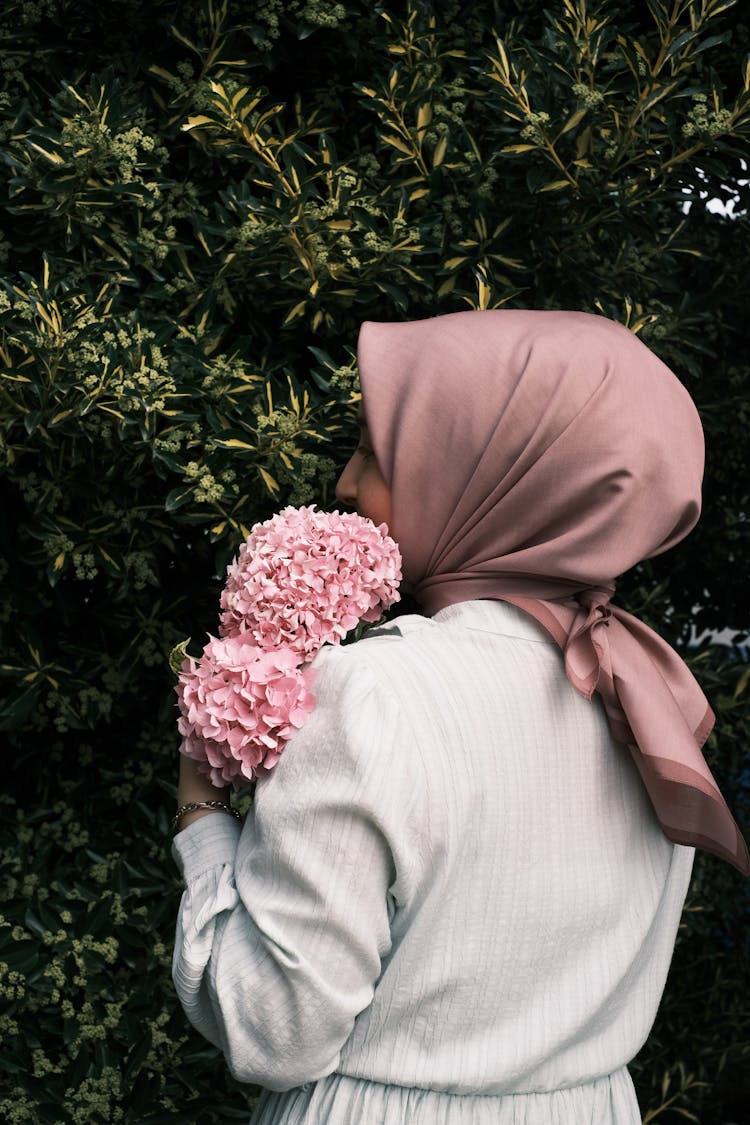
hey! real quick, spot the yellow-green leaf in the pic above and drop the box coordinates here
[181,115,215,131]
[29,143,64,165]
[734,666,750,699]
[148,65,176,81]
[64,83,89,108]
[708,0,737,17]
[492,38,510,79]
[98,547,120,569]
[169,639,192,675]
[258,467,279,494]
[559,107,588,136]
[538,179,571,192]
[170,25,199,52]
[283,299,307,325]
[382,133,412,155]
[231,87,250,110]
[214,438,256,451]
[433,134,448,167]
[417,103,433,132]
[489,253,524,269]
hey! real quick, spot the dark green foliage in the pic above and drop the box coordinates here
[0,0,748,1120]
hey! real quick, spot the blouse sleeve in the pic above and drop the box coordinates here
[171,647,403,1091]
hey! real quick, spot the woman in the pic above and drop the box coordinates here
[172,309,748,1124]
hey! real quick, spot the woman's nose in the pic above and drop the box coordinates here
[335,454,358,509]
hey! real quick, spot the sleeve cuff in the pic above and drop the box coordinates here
[171,811,242,883]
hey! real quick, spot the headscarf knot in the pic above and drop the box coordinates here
[564,589,616,700]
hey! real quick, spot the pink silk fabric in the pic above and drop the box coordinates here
[358,308,749,874]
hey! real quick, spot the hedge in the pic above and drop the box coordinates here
[0,1,748,1121]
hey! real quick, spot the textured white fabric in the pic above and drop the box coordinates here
[172,600,694,1123]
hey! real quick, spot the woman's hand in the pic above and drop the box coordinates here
[176,755,233,831]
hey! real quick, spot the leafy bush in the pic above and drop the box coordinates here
[0,0,748,1120]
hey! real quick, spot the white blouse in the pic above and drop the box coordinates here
[172,600,693,1124]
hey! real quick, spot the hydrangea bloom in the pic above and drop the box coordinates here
[176,506,402,784]
[219,505,402,656]
[177,634,317,787]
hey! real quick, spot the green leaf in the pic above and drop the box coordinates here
[164,486,194,512]
[641,82,678,113]
[664,29,700,62]
[168,639,193,674]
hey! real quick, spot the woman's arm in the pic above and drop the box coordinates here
[176,755,233,830]
[171,649,403,1090]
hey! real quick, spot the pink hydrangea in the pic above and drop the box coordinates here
[219,505,402,657]
[176,505,402,785]
[177,633,317,787]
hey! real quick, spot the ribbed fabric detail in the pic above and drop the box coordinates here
[172,600,693,1121]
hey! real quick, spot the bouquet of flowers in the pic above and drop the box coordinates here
[175,505,402,787]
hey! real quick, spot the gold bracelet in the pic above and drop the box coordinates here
[171,800,242,833]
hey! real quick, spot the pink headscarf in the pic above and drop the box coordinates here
[359,308,749,874]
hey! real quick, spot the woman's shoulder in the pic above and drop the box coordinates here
[272,619,430,785]
[311,613,434,672]
[303,615,435,714]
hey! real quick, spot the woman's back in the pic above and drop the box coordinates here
[334,600,693,1099]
